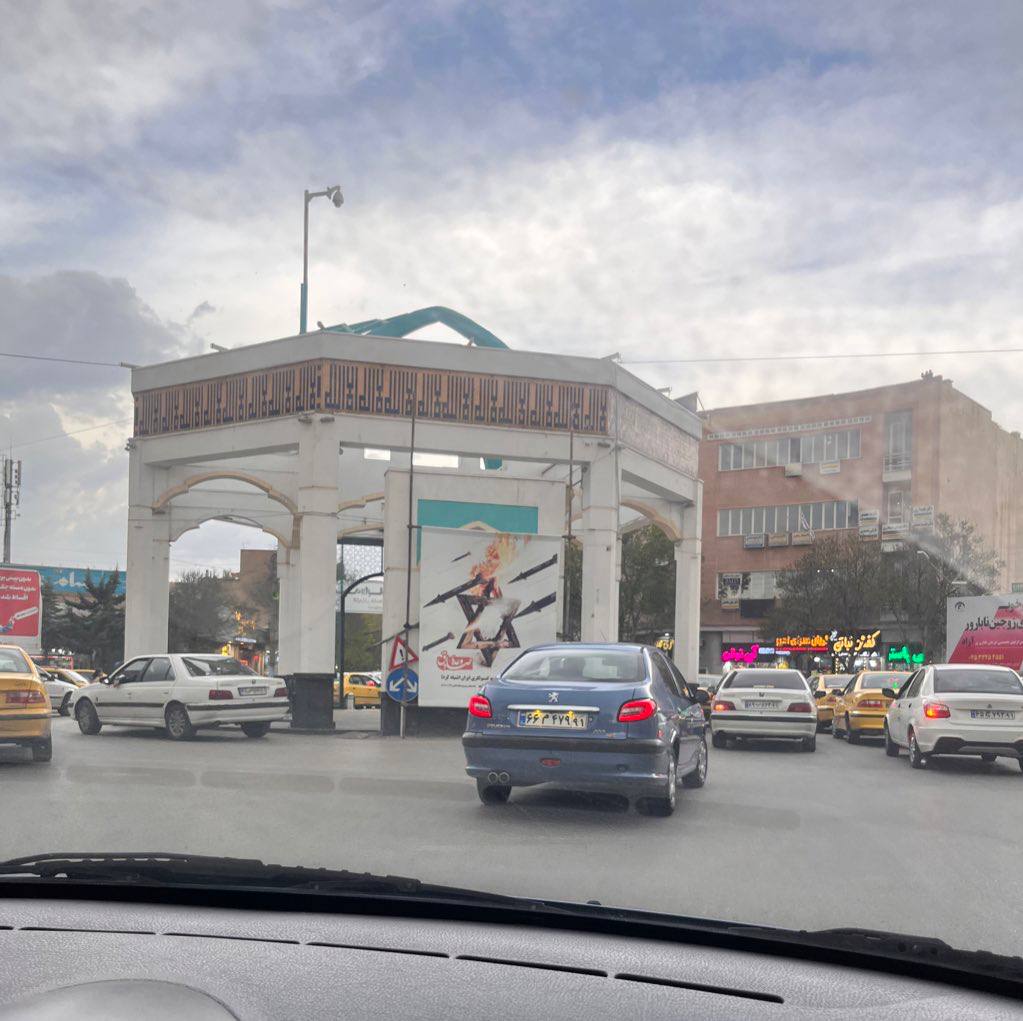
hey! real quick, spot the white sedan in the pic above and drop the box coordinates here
[71,653,290,740]
[883,663,1023,770]
[709,668,820,751]
[38,670,81,717]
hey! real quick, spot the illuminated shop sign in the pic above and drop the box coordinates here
[774,629,881,655]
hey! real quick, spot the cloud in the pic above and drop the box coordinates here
[0,272,190,400]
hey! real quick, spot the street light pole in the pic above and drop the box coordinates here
[300,185,343,335]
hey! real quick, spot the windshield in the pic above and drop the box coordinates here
[0,648,33,674]
[181,657,256,677]
[722,671,807,691]
[934,670,1023,695]
[857,672,911,691]
[504,650,646,682]
[4,0,1023,970]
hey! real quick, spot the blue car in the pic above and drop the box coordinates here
[462,643,710,816]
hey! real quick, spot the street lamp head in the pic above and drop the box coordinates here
[329,185,343,207]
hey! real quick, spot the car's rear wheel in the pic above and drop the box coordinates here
[58,692,72,717]
[241,722,271,738]
[75,699,102,735]
[681,739,708,788]
[476,779,511,805]
[802,735,816,752]
[32,737,52,763]
[845,716,860,744]
[165,703,195,741]
[884,724,900,757]
[711,731,727,749]
[908,730,927,769]
[639,749,678,817]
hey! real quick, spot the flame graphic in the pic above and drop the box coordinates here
[469,535,517,597]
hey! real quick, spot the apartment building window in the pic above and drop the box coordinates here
[718,571,779,601]
[719,428,861,471]
[884,410,913,471]
[716,500,860,536]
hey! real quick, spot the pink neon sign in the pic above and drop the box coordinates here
[722,643,759,664]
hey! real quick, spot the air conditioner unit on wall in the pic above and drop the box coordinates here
[784,463,803,477]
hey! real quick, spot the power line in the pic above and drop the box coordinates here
[0,351,126,367]
[11,419,133,450]
[622,346,1023,365]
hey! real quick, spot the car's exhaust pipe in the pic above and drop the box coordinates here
[488,771,499,783]
[498,771,510,784]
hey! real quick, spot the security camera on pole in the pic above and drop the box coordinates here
[300,185,343,335]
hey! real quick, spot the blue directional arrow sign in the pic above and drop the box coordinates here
[386,666,419,703]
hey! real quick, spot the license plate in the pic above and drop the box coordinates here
[970,709,1016,720]
[744,700,781,710]
[239,686,267,696]
[517,711,589,729]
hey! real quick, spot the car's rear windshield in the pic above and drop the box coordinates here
[182,657,256,677]
[504,649,646,682]
[723,670,807,690]
[0,648,32,674]
[933,669,1023,695]
[815,674,852,689]
[857,672,911,690]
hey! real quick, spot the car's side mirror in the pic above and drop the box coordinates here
[881,688,897,700]
[812,689,826,699]
[830,689,843,696]
[694,689,710,704]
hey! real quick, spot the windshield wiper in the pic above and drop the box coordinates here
[0,852,540,907]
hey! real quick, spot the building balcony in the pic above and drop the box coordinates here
[882,451,912,482]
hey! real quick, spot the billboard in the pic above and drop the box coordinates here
[418,528,559,708]
[15,564,124,597]
[946,594,1023,669]
[0,568,42,654]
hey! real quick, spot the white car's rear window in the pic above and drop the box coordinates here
[182,657,256,677]
[933,669,1023,695]
[723,670,807,690]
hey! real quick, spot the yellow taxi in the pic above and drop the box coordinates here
[832,670,912,743]
[808,673,853,732]
[333,672,383,708]
[0,643,52,762]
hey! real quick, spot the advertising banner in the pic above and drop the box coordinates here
[946,594,1023,669]
[0,568,42,654]
[418,528,560,707]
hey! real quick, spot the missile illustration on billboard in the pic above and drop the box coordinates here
[507,554,558,584]
[423,573,484,608]
[450,552,471,563]
[513,593,557,619]
[422,632,454,652]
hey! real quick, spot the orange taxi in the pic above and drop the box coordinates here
[808,673,853,731]
[832,670,911,743]
[0,643,52,762]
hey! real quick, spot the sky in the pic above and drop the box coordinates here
[1,0,1021,575]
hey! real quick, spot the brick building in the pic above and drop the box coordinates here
[697,373,1023,671]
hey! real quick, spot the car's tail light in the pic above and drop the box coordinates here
[618,698,657,722]
[209,689,233,700]
[712,700,736,712]
[859,698,885,708]
[273,686,289,698]
[4,689,46,706]
[787,702,812,713]
[468,694,492,718]
[924,701,951,719]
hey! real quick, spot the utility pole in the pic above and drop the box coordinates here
[2,456,22,564]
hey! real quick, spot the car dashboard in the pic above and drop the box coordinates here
[0,896,1017,1018]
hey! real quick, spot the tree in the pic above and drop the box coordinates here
[762,534,885,638]
[880,514,1001,655]
[763,516,1001,660]
[40,579,74,654]
[67,570,126,673]
[169,570,231,652]
[618,525,676,641]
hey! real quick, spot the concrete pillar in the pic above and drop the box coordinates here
[276,547,301,675]
[673,486,702,684]
[124,456,170,659]
[296,418,340,673]
[580,452,620,643]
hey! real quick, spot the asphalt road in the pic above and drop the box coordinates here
[3,715,1022,958]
